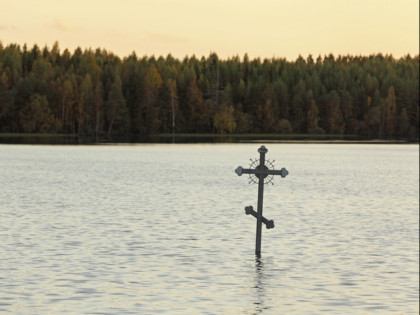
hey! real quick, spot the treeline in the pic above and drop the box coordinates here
[0,42,418,139]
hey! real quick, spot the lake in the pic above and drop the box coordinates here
[0,143,418,314]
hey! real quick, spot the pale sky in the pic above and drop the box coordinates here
[1,0,418,60]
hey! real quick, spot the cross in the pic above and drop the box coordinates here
[235,145,288,256]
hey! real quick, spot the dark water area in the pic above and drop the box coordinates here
[0,133,411,145]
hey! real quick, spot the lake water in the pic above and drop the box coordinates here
[0,144,418,314]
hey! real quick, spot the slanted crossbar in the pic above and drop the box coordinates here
[245,206,274,229]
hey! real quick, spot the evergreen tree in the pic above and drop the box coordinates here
[106,75,128,136]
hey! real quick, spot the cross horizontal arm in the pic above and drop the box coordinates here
[266,168,289,178]
[235,166,265,176]
[241,168,257,174]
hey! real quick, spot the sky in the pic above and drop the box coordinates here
[1,0,419,60]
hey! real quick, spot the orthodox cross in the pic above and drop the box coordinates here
[235,145,288,256]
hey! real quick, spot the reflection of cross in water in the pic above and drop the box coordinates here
[254,257,265,312]
[235,145,288,256]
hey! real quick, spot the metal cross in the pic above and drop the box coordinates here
[235,145,288,256]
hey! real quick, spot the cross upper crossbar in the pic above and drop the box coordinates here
[235,165,289,178]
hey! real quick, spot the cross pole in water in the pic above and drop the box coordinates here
[235,145,288,256]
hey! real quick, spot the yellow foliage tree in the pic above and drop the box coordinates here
[214,105,236,134]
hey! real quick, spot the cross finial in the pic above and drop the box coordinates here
[258,145,268,154]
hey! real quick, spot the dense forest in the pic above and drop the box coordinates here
[0,42,418,140]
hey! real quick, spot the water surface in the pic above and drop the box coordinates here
[1,144,418,314]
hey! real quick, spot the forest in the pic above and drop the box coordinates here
[0,42,418,140]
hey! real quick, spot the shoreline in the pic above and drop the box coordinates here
[0,133,417,145]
